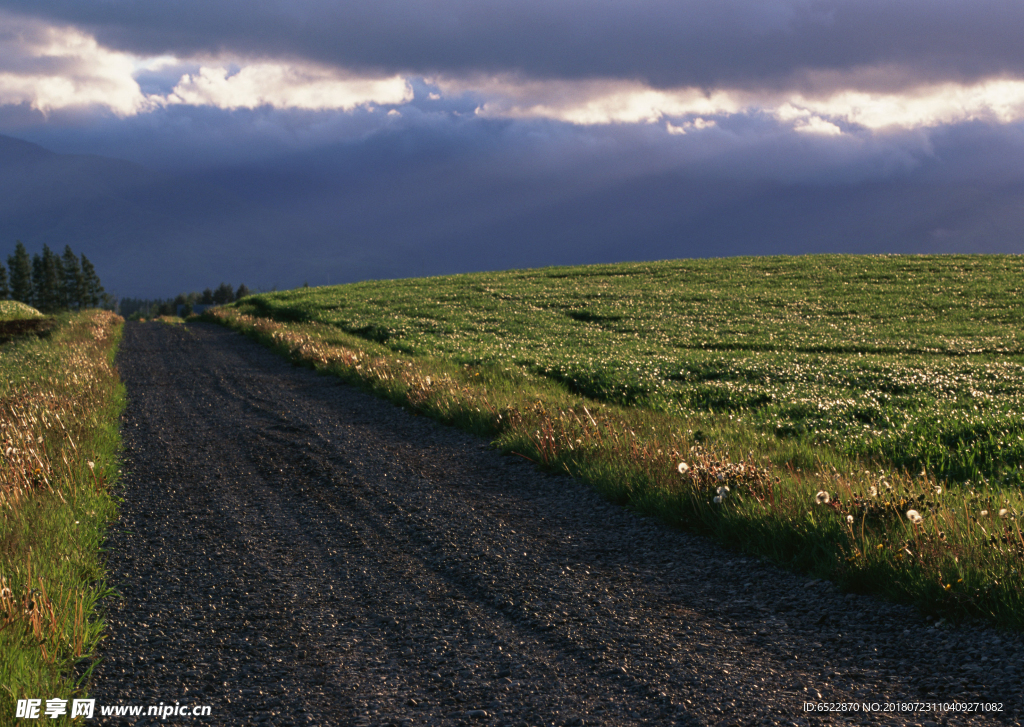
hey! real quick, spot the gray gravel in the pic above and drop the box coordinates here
[92,321,1024,726]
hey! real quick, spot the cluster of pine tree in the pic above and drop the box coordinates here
[119,283,251,320]
[0,241,108,313]
[196,282,251,307]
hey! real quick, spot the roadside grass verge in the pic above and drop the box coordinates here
[207,302,1024,631]
[0,310,124,723]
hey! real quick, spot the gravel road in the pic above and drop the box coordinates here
[92,321,1023,726]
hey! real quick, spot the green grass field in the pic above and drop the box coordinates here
[241,254,1024,488]
[216,254,1024,628]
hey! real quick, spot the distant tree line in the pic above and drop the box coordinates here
[119,282,251,320]
[0,241,110,313]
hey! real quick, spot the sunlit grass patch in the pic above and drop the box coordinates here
[210,254,1024,628]
[0,310,124,717]
[0,301,44,322]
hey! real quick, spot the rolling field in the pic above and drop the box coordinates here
[241,254,1024,488]
[215,254,1024,627]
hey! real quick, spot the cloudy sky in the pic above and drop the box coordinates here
[2,1,1024,295]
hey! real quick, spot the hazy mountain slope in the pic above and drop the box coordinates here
[0,134,268,297]
[3,133,1023,298]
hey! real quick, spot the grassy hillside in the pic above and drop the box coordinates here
[213,254,1024,628]
[240,255,1024,488]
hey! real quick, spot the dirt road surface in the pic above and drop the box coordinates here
[92,321,1023,726]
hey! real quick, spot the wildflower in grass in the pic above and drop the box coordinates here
[815,491,830,505]
[907,509,923,524]
[677,462,690,474]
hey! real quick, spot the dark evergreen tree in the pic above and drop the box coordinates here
[0,261,8,300]
[213,282,234,304]
[61,245,85,310]
[173,293,190,317]
[31,252,44,310]
[235,283,251,300]
[7,242,32,304]
[200,288,214,305]
[31,245,65,313]
[80,254,105,308]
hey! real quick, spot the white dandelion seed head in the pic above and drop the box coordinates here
[869,485,878,497]
[677,462,690,474]
[934,486,942,495]
[716,486,730,497]
[999,508,1009,518]
[907,509,923,524]
[713,495,723,504]
[716,472,725,482]
[815,491,830,505]
[981,510,989,517]
[86,461,95,471]
[846,515,854,525]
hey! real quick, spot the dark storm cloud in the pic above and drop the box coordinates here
[3,0,1024,91]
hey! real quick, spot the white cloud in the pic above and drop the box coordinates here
[788,78,1024,130]
[775,104,843,135]
[165,63,412,111]
[434,76,742,124]
[3,10,1024,135]
[436,71,1024,134]
[0,12,150,116]
[665,118,716,135]
[0,11,412,116]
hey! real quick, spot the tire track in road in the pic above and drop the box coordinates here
[92,321,1023,726]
